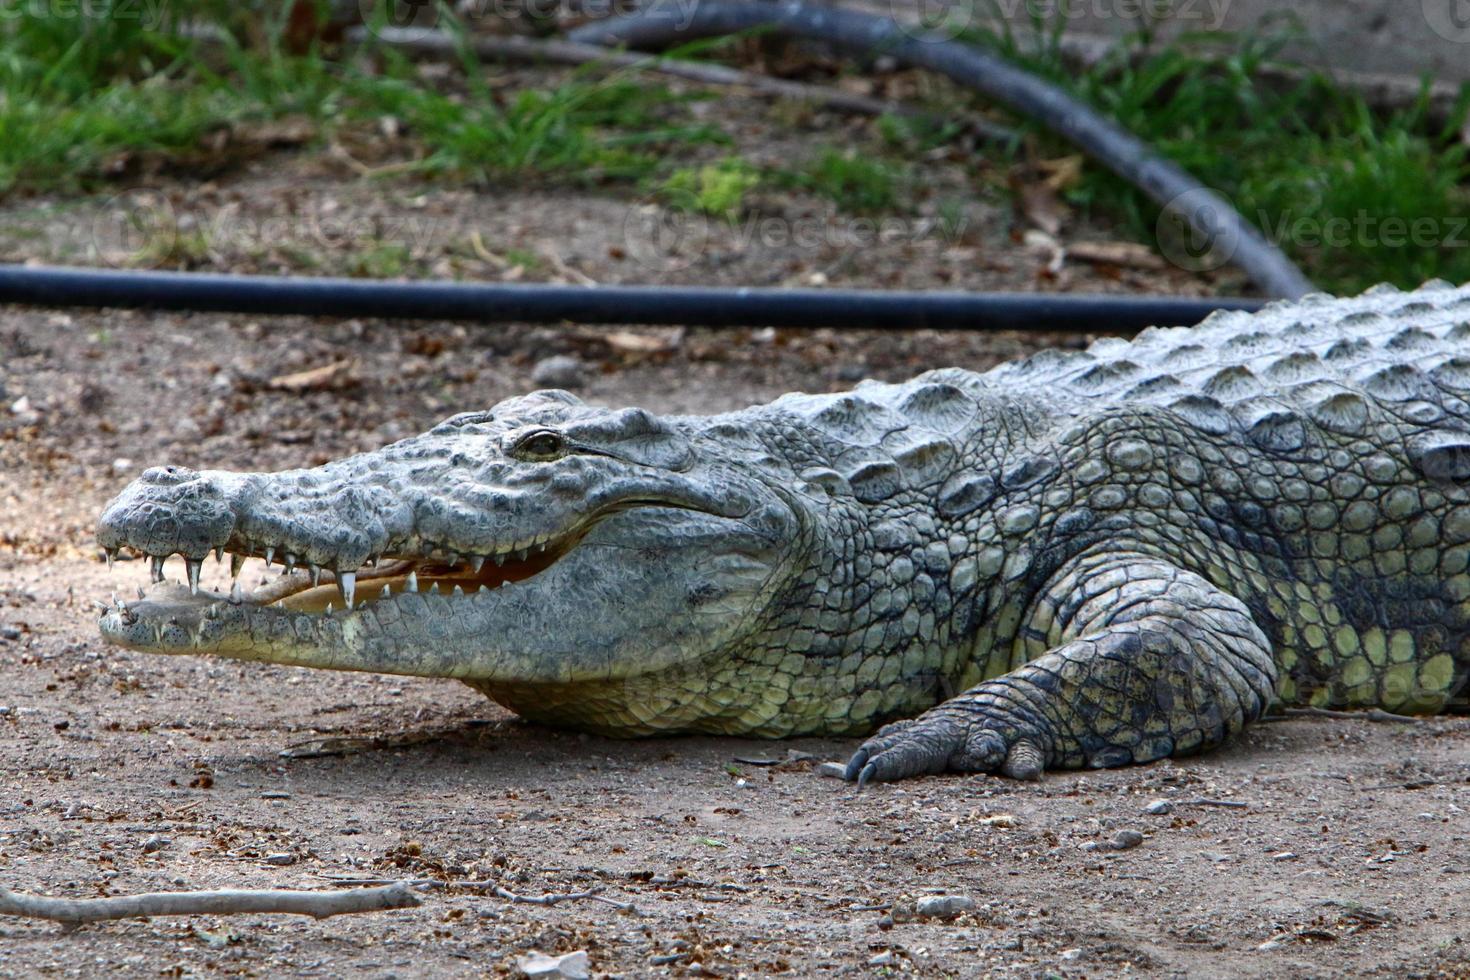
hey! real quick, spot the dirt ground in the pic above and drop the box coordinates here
[3,146,1470,977]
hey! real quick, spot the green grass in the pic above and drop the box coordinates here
[960,11,1470,293]
[659,157,761,218]
[0,3,721,197]
[782,149,904,214]
[2,3,1466,292]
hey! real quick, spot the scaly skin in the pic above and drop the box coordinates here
[96,283,1470,783]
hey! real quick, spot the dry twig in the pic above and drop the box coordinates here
[352,26,1018,144]
[1277,707,1427,724]
[0,882,419,925]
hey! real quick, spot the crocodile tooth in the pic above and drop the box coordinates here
[230,581,244,604]
[445,553,460,569]
[367,556,378,568]
[185,558,202,596]
[205,604,220,620]
[150,555,166,583]
[264,547,275,568]
[136,586,146,600]
[381,584,392,599]
[452,585,464,597]
[213,547,223,564]
[337,570,356,609]
[325,602,334,615]
[515,548,529,562]
[405,570,418,592]
[469,556,485,573]
[493,553,505,567]
[230,553,246,578]
[310,565,322,587]
[478,584,489,594]
[428,582,440,595]
[92,599,111,613]
[535,542,547,553]
[285,554,297,574]
[104,549,116,572]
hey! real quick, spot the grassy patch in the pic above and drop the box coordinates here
[0,4,722,197]
[659,157,761,218]
[773,148,906,213]
[964,12,1470,292]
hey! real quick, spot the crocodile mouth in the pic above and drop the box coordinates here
[103,534,575,622]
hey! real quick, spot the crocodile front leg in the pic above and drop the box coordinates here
[844,552,1279,784]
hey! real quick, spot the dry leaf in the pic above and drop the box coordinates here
[1066,240,1168,270]
[267,359,357,394]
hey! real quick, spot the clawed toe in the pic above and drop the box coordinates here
[841,712,1049,786]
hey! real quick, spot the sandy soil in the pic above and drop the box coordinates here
[1,160,1468,976]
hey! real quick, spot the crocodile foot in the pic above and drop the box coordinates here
[843,705,1050,786]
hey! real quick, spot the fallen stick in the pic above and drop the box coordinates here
[0,882,419,924]
[1277,707,1427,724]
[350,26,1018,145]
[313,876,644,914]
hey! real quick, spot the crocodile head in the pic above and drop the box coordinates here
[96,390,805,729]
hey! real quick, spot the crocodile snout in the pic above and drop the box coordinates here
[97,467,238,561]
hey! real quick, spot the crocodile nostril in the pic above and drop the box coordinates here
[141,465,199,486]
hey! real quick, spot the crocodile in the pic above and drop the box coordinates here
[96,282,1470,784]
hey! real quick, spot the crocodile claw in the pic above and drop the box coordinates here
[843,710,1048,786]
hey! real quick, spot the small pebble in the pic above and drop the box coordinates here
[1143,799,1173,815]
[915,894,976,919]
[1271,852,1297,862]
[263,853,296,866]
[1106,830,1145,851]
[530,355,587,390]
[142,835,169,854]
[517,949,589,979]
[0,627,20,643]
[868,951,895,966]
[816,762,848,779]
[261,791,292,800]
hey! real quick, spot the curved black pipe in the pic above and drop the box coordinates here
[567,1,1315,300]
[0,264,1264,330]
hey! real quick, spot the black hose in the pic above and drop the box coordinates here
[0,264,1263,330]
[567,1,1315,300]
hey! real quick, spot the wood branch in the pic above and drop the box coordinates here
[314,876,643,914]
[349,26,1018,145]
[0,882,420,924]
[1279,706,1427,724]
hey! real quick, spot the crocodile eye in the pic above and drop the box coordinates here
[512,430,566,460]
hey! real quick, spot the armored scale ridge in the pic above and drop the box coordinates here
[96,282,1470,784]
